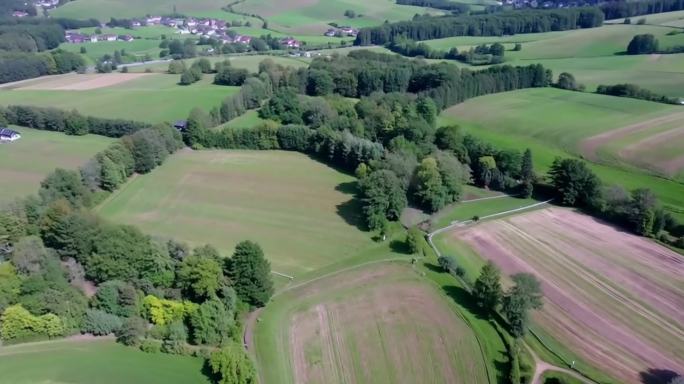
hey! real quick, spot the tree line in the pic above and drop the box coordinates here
[353,8,604,45]
[597,83,680,104]
[386,38,506,65]
[626,33,684,55]
[0,119,269,383]
[0,17,98,84]
[0,105,151,137]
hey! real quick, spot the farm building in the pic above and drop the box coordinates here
[0,128,21,142]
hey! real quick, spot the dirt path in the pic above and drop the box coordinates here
[243,308,262,353]
[526,343,596,384]
[579,111,684,162]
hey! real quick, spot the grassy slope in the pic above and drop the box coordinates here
[234,0,443,35]
[255,261,490,384]
[97,150,375,277]
[0,74,237,123]
[0,126,113,204]
[424,22,684,96]
[440,88,684,220]
[0,339,210,384]
[431,196,540,229]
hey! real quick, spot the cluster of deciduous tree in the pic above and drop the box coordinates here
[300,51,551,108]
[0,105,150,137]
[626,33,659,54]
[0,50,85,84]
[597,83,678,104]
[547,158,684,242]
[354,8,604,45]
[600,0,684,19]
[0,121,268,382]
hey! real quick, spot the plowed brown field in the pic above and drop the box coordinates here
[454,208,684,383]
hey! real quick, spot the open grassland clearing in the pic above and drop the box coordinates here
[0,126,113,204]
[0,338,209,384]
[254,262,489,384]
[233,0,443,35]
[97,150,376,277]
[0,73,238,123]
[449,208,684,384]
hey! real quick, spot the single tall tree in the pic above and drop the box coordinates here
[502,273,544,337]
[472,260,502,315]
[520,149,534,198]
[227,241,273,307]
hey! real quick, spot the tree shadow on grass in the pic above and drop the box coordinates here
[389,239,411,254]
[442,280,489,321]
[335,181,368,232]
[640,368,680,384]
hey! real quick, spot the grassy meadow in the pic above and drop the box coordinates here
[0,126,113,204]
[0,339,209,384]
[0,73,237,123]
[441,88,684,220]
[128,54,309,73]
[97,150,378,278]
[50,0,227,20]
[233,0,443,35]
[254,262,490,384]
[425,20,684,96]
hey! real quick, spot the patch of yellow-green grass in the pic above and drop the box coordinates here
[97,150,375,277]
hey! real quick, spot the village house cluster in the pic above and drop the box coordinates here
[65,31,134,44]
[64,15,303,48]
[324,26,359,37]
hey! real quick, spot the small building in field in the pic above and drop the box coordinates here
[118,35,134,42]
[12,11,30,17]
[280,37,301,48]
[0,128,21,142]
[173,120,187,131]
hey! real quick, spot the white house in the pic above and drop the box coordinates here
[0,128,21,142]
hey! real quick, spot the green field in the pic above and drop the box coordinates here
[0,74,237,123]
[0,339,209,384]
[97,150,378,277]
[59,39,164,64]
[51,0,227,20]
[0,126,113,204]
[424,21,684,96]
[254,262,490,384]
[215,109,266,130]
[431,195,542,229]
[234,0,443,35]
[440,88,684,220]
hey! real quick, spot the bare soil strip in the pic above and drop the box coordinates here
[286,263,487,384]
[15,73,150,90]
[455,208,684,384]
[618,125,684,175]
[579,111,684,162]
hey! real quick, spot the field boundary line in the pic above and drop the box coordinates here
[461,193,519,203]
[272,271,294,279]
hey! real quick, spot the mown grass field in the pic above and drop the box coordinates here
[441,88,684,219]
[0,73,237,123]
[97,150,377,278]
[0,126,113,204]
[444,208,684,384]
[233,0,443,35]
[430,195,542,229]
[424,20,684,96]
[254,262,490,384]
[0,338,209,384]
